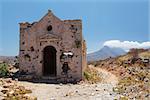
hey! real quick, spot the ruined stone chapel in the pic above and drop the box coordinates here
[19,10,87,82]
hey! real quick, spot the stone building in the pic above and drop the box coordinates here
[19,10,87,82]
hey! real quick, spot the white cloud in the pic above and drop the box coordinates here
[103,40,150,51]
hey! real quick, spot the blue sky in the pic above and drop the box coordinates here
[0,0,149,56]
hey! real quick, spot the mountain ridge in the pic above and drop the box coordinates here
[87,46,126,61]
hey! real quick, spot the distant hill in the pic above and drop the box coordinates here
[87,46,126,61]
[0,56,17,65]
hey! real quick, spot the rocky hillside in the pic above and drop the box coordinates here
[89,49,150,99]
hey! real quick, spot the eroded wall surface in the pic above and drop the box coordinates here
[19,10,87,82]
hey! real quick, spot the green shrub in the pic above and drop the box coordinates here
[84,67,101,83]
[84,71,91,81]
[0,63,9,77]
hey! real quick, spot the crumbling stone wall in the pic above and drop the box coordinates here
[19,10,87,82]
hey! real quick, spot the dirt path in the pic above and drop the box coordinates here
[17,65,120,100]
[89,65,118,85]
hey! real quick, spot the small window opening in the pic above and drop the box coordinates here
[47,25,52,31]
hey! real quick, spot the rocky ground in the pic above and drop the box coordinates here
[0,78,37,100]
[2,49,149,100]
[0,65,120,100]
[95,60,150,100]
[89,49,150,100]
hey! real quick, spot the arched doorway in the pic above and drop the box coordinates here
[43,46,56,76]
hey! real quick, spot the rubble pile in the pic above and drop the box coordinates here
[113,63,150,99]
[0,78,37,100]
[91,50,150,99]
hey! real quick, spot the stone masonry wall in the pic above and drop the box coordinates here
[19,10,87,82]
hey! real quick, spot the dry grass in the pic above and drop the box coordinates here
[114,62,150,99]
[83,66,101,84]
[139,51,150,58]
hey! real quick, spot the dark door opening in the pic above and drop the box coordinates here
[43,46,56,76]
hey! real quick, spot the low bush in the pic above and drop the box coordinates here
[0,63,9,77]
[84,67,101,84]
